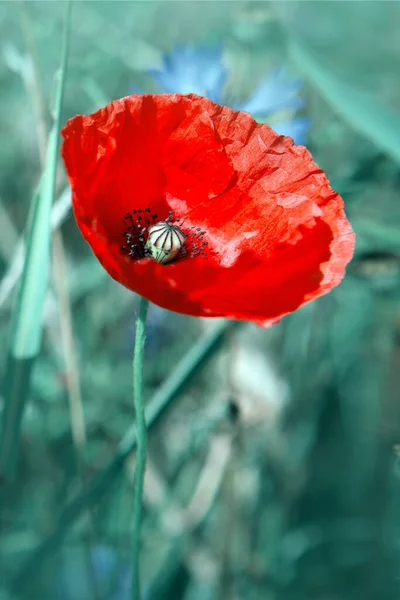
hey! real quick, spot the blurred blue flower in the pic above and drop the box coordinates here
[272,117,311,147]
[146,44,310,145]
[233,66,304,116]
[148,43,227,103]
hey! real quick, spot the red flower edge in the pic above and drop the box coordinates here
[61,93,355,327]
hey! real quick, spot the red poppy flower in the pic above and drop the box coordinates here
[61,94,354,327]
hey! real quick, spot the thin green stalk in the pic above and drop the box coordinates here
[131,297,149,600]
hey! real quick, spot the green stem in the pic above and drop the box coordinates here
[132,297,149,600]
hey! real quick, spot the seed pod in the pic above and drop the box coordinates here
[145,221,186,264]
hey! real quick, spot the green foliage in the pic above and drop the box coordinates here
[0,2,400,600]
[289,40,400,166]
[0,1,71,479]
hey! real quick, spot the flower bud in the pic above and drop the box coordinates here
[145,222,186,264]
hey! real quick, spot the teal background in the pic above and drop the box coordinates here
[1,2,400,599]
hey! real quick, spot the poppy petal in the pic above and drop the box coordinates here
[61,93,355,325]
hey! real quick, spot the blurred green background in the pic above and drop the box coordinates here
[1,2,400,599]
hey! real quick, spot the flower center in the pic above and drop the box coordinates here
[121,209,208,265]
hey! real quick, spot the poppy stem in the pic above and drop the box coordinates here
[132,296,149,600]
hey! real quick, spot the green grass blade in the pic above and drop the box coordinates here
[10,129,58,359]
[289,40,400,165]
[0,1,72,479]
[0,187,72,311]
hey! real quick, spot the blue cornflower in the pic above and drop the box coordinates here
[148,42,227,103]
[147,43,310,146]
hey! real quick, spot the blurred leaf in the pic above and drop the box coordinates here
[330,278,399,510]
[289,40,400,165]
[0,198,19,262]
[75,2,163,71]
[0,2,71,479]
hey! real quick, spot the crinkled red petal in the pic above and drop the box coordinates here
[61,93,355,325]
